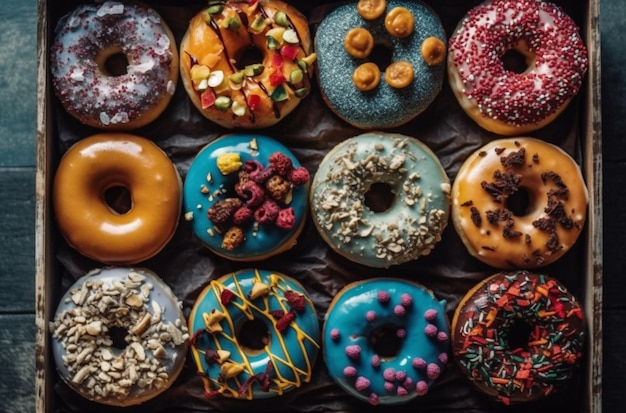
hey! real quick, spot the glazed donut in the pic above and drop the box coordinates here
[179,0,316,129]
[310,132,450,268]
[53,133,182,265]
[188,268,320,399]
[315,0,447,129]
[451,138,588,269]
[447,0,588,135]
[49,267,189,406]
[323,278,450,406]
[50,1,178,130]
[183,134,310,261]
[451,271,585,404]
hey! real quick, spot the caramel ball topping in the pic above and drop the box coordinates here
[353,62,381,91]
[357,0,386,20]
[384,7,414,38]
[421,37,446,66]
[344,28,374,59]
[385,61,414,88]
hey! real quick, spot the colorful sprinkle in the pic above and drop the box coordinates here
[383,368,396,381]
[345,345,361,360]
[412,357,427,370]
[400,293,413,307]
[424,308,438,321]
[343,366,357,377]
[384,381,395,392]
[355,376,371,392]
[396,328,407,338]
[394,305,406,317]
[427,363,440,380]
[371,354,380,368]
[424,323,438,337]
[377,290,390,303]
[330,328,340,340]
[416,380,428,396]
[366,310,377,321]
[436,331,448,342]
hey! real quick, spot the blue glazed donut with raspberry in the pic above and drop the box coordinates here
[183,134,310,261]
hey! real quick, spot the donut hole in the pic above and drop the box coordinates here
[236,45,264,69]
[505,187,531,217]
[369,42,394,72]
[237,319,270,355]
[108,325,129,350]
[369,324,404,360]
[506,319,534,352]
[99,48,129,77]
[501,49,530,74]
[104,185,133,215]
[364,182,395,213]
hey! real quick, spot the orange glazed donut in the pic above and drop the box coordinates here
[50,1,178,130]
[447,0,588,135]
[451,138,588,268]
[53,134,182,265]
[179,0,316,129]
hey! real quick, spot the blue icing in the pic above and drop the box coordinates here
[183,134,308,260]
[323,278,449,405]
[188,269,320,399]
[315,0,446,129]
[310,132,450,268]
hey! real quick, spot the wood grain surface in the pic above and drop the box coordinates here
[0,0,624,412]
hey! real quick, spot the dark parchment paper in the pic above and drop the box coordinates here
[48,1,591,411]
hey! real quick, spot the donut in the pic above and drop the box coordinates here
[50,1,178,130]
[315,0,447,129]
[451,271,585,404]
[451,137,588,269]
[183,134,310,261]
[323,278,450,406]
[447,0,588,135]
[188,268,320,399]
[52,133,182,265]
[49,267,189,406]
[179,0,316,129]
[310,132,450,268]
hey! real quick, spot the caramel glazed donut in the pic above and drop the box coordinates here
[315,0,447,129]
[447,0,588,135]
[50,1,178,130]
[49,267,189,407]
[451,138,588,269]
[180,0,317,129]
[310,132,450,268]
[188,269,320,399]
[452,271,585,405]
[52,134,182,265]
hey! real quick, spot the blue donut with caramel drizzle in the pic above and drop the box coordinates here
[183,134,310,261]
[323,278,449,405]
[188,268,320,399]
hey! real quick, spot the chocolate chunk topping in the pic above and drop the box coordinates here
[461,200,473,207]
[470,207,482,227]
[532,153,539,164]
[494,147,506,155]
[485,209,500,224]
[480,170,521,203]
[500,148,526,168]
[479,151,487,157]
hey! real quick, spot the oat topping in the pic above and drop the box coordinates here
[50,269,189,402]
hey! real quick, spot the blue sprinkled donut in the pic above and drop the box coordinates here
[188,268,320,399]
[183,134,310,261]
[315,0,447,129]
[323,278,450,405]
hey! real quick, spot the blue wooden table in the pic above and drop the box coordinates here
[0,0,623,411]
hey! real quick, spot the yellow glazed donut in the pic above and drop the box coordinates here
[50,267,189,406]
[179,0,316,129]
[451,138,588,268]
[447,0,588,135]
[53,134,182,265]
[50,1,178,130]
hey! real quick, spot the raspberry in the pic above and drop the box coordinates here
[269,152,293,176]
[245,160,274,183]
[275,311,295,332]
[220,289,234,305]
[266,175,292,202]
[232,206,253,225]
[276,207,296,229]
[236,180,265,208]
[288,166,310,185]
[254,199,279,224]
[284,290,306,311]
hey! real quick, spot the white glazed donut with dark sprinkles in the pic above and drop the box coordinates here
[50,1,178,129]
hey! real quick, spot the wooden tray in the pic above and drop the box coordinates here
[35,0,602,411]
